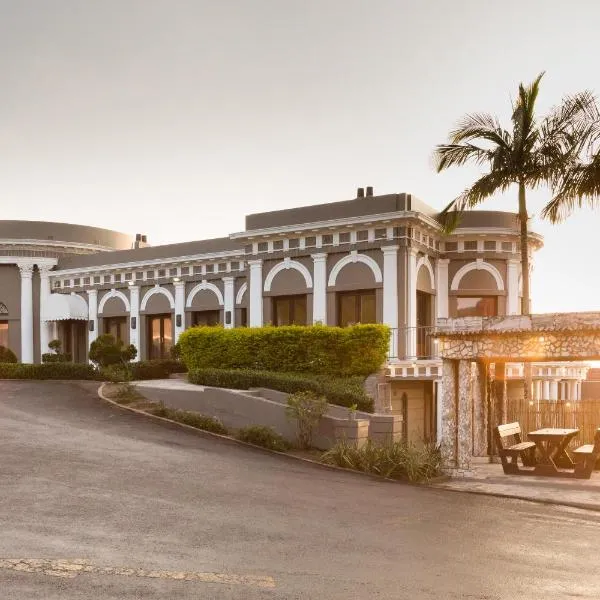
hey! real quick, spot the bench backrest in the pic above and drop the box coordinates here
[497,422,522,439]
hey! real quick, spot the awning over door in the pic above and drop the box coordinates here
[42,293,88,322]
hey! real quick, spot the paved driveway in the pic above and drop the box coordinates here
[2,380,600,599]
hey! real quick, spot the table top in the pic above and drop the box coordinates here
[528,428,579,437]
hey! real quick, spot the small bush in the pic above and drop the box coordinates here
[320,440,442,483]
[178,324,389,378]
[0,345,18,364]
[42,339,71,363]
[0,362,101,380]
[286,391,328,449]
[188,368,373,412]
[89,334,137,368]
[236,425,291,451]
[102,364,131,383]
[148,404,228,434]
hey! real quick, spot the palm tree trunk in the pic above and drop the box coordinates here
[518,181,532,404]
[518,182,530,315]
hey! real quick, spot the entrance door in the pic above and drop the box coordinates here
[148,314,173,359]
[416,291,433,357]
[61,320,88,363]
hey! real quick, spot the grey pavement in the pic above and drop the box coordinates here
[432,461,600,510]
[1,381,600,599]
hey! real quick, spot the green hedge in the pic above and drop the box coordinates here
[0,362,102,380]
[129,359,187,380]
[178,324,389,378]
[188,368,374,412]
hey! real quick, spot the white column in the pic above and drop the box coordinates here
[435,258,449,319]
[542,380,550,400]
[381,246,399,357]
[87,289,98,359]
[507,259,520,316]
[576,381,582,401]
[174,281,185,342]
[311,253,327,324]
[248,260,263,327]
[222,277,235,329]
[549,379,559,401]
[38,264,54,359]
[406,248,418,358]
[17,261,34,363]
[129,285,140,361]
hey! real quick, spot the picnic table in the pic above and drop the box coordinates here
[527,428,579,476]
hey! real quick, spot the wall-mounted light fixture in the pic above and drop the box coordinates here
[89,320,95,332]
[131,317,137,330]
[225,311,232,325]
[176,314,182,328]
[173,277,181,283]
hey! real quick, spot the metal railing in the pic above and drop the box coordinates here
[388,326,437,360]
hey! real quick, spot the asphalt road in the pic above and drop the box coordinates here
[1,380,600,599]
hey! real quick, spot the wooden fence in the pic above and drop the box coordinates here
[506,399,600,448]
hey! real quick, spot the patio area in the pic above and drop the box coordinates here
[431,459,600,511]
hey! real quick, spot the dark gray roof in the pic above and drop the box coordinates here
[449,211,520,230]
[57,237,244,270]
[0,220,132,249]
[245,193,438,230]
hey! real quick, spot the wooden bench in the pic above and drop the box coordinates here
[494,422,537,475]
[573,428,600,479]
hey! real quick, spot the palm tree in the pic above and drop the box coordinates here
[542,147,600,223]
[434,73,597,315]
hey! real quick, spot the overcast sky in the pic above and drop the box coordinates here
[1,1,599,313]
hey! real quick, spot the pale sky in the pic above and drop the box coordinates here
[1,1,599,313]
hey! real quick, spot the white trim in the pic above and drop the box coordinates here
[328,251,383,286]
[49,249,245,277]
[415,255,435,290]
[140,285,175,311]
[231,211,443,239]
[186,281,224,307]
[450,259,505,291]
[236,282,247,305]
[263,258,313,291]
[98,289,131,313]
[0,256,57,267]
[0,239,117,252]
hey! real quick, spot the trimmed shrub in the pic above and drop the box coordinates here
[127,359,187,380]
[0,345,18,364]
[188,368,374,412]
[320,440,442,483]
[148,404,228,434]
[42,339,71,363]
[178,324,389,378]
[89,334,137,368]
[0,362,101,380]
[236,425,291,451]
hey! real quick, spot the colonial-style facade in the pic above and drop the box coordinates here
[6,188,582,442]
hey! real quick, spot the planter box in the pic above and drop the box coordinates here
[368,414,404,445]
[334,418,369,448]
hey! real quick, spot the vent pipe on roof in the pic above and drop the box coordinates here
[357,187,365,198]
[366,186,373,197]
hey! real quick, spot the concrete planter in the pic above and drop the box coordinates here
[334,418,369,448]
[368,414,404,445]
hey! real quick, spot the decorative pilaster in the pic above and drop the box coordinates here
[129,286,140,361]
[381,246,399,356]
[435,258,449,319]
[248,260,263,327]
[311,253,327,324]
[406,248,418,357]
[457,360,473,470]
[222,277,235,329]
[17,261,34,363]
[471,361,488,457]
[174,281,185,342]
[506,259,520,315]
[87,289,98,359]
[38,264,54,359]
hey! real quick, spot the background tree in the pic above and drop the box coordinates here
[434,73,597,314]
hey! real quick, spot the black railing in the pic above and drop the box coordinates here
[388,326,437,360]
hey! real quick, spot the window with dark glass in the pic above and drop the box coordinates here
[455,297,497,317]
[337,290,376,327]
[104,316,127,342]
[192,310,220,327]
[240,307,248,327]
[273,295,307,326]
